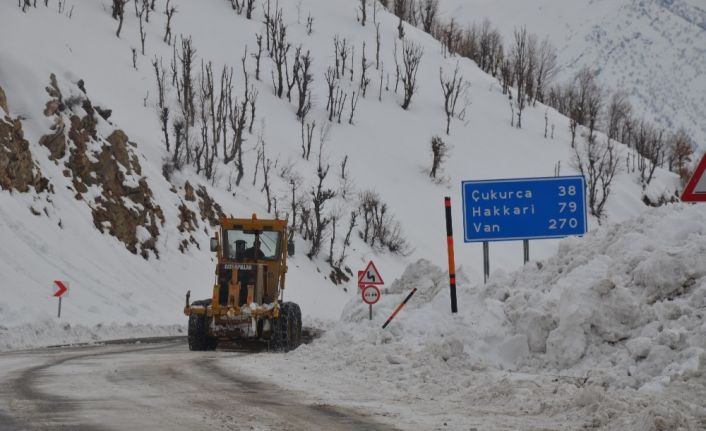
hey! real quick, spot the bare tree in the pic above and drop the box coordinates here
[245,0,255,19]
[301,119,315,160]
[295,50,314,119]
[534,37,557,105]
[375,23,381,70]
[306,12,314,35]
[172,119,185,168]
[429,135,448,179]
[418,0,438,33]
[634,122,665,187]
[328,213,339,265]
[511,26,529,128]
[337,211,358,266]
[260,140,274,213]
[574,137,620,221]
[164,0,176,44]
[360,42,371,97]
[285,46,301,102]
[605,91,632,141]
[394,0,408,39]
[196,61,215,178]
[348,91,360,124]
[142,0,151,22]
[308,141,336,258]
[668,128,694,182]
[269,6,290,98]
[359,0,367,26]
[252,34,263,80]
[138,1,147,55]
[176,36,196,127]
[439,63,469,134]
[358,189,410,254]
[113,0,126,37]
[153,57,170,152]
[400,40,423,110]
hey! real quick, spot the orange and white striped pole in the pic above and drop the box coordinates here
[382,288,417,329]
[445,197,458,313]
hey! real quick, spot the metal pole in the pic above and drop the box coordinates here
[369,304,372,321]
[444,197,458,313]
[382,288,418,329]
[57,297,62,319]
[483,241,490,283]
[523,239,529,264]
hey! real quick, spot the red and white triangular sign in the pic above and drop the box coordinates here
[682,154,706,202]
[358,261,384,285]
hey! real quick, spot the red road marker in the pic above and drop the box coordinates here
[53,280,68,298]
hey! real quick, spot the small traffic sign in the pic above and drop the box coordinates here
[358,261,384,285]
[53,280,69,298]
[681,154,706,202]
[361,285,381,305]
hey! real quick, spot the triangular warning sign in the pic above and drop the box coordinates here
[358,261,384,285]
[682,154,706,202]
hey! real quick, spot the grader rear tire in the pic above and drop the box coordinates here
[288,303,302,350]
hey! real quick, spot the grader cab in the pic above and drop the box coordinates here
[184,214,302,351]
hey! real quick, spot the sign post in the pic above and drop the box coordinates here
[52,280,69,318]
[462,176,588,282]
[362,285,381,320]
[681,154,706,202]
[358,261,384,320]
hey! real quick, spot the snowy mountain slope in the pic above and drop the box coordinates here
[439,0,706,148]
[0,0,677,343]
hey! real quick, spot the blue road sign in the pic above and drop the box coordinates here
[462,176,587,242]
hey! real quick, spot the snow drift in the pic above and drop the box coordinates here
[338,203,706,390]
[238,204,705,429]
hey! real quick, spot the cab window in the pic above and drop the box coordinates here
[223,229,281,260]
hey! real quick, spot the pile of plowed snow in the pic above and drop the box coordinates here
[335,203,706,390]
[484,203,706,389]
[231,205,705,429]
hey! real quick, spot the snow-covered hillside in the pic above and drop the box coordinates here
[439,0,706,148]
[0,0,678,346]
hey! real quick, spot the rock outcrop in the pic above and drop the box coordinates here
[0,86,49,194]
[39,75,165,258]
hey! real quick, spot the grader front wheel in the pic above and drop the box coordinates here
[188,313,218,351]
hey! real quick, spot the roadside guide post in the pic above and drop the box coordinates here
[444,197,458,313]
[52,280,69,318]
[461,176,588,283]
[358,261,384,321]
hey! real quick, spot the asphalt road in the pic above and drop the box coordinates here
[0,337,398,431]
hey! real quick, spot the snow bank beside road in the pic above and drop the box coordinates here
[233,204,706,429]
[0,318,184,351]
[340,203,706,391]
[487,203,706,389]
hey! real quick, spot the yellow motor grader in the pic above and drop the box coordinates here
[184,214,302,351]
